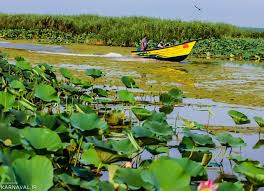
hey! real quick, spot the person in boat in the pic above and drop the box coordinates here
[157,41,164,49]
[140,35,148,51]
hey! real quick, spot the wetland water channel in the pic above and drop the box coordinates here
[1,40,264,181]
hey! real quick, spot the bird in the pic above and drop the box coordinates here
[194,4,202,11]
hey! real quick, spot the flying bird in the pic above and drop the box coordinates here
[194,4,202,11]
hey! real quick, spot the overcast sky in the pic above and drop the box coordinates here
[0,0,263,28]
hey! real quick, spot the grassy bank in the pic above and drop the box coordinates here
[0,14,264,46]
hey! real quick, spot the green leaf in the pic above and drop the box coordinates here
[183,129,215,147]
[59,68,74,79]
[228,110,250,125]
[16,61,31,70]
[20,127,62,151]
[160,88,183,105]
[146,145,169,155]
[70,113,108,132]
[121,76,138,88]
[34,84,60,102]
[131,107,152,121]
[0,126,21,146]
[253,139,264,149]
[57,173,80,186]
[173,158,207,178]
[215,133,246,147]
[93,88,108,97]
[218,182,245,191]
[13,155,53,191]
[80,147,101,167]
[85,69,103,79]
[148,157,191,191]
[114,168,153,190]
[10,80,25,90]
[117,90,135,104]
[0,91,16,111]
[234,162,264,186]
[254,116,264,127]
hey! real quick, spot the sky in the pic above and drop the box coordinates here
[0,0,263,28]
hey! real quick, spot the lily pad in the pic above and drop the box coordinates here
[217,182,245,191]
[121,76,138,88]
[70,113,108,133]
[0,91,16,111]
[93,88,108,97]
[85,69,103,79]
[16,61,31,70]
[234,162,264,186]
[215,133,246,147]
[148,157,191,191]
[228,110,250,125]
[146,145,169,155]
[160,88,183,105]
[13,155,53,191]
[34,84,60,102]
[114,168,153,190]
[253,139,264,149]
[254,116,264,127]
[0,126,21,146]
[80,147,101,167]
[60,68,74,79]
[183,129,215,147]
[20,127,62,151]
[131,107,152,121]
[10,80,25,90]
[117,90,135,104]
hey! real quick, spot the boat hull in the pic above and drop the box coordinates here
[131,41,196,62]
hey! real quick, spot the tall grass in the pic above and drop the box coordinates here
[0,14,263,46]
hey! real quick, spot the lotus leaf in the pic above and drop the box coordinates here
[160,87,183,105]
[234,162,264,186]
[0,126,21,146]
[131,107,152,121]
[0,91,16,111]
[121,76,138,88]
[16,61,31,70]
[20,127,62,151]
[57,173,80,186]
[34,84,60,102]
[228,110,250,125]
[114,168,153,190]
[148,157,191,191]
[217,182,245,191]
[253,139,264,149]
[183,129,215,147]
[80,147,101,167]
[85,69,103,79]
[117,90,135,104]
[93,88,108,97]
[13,155,53,191]
[146,145,169,155]
[10,80,25,90]
[70,113,108,132]
[254,116,264,127]
[215,133,246,147]
[60,68,74,79]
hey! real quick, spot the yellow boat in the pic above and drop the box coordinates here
[131,40,196,62]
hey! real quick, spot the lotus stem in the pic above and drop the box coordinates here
[74,136,83,167]
[212,145,223,161]
[220,146,227,163]
[250,184,254,191]
[188,146,195,159]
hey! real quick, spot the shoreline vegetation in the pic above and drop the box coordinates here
[0,14,264,60]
